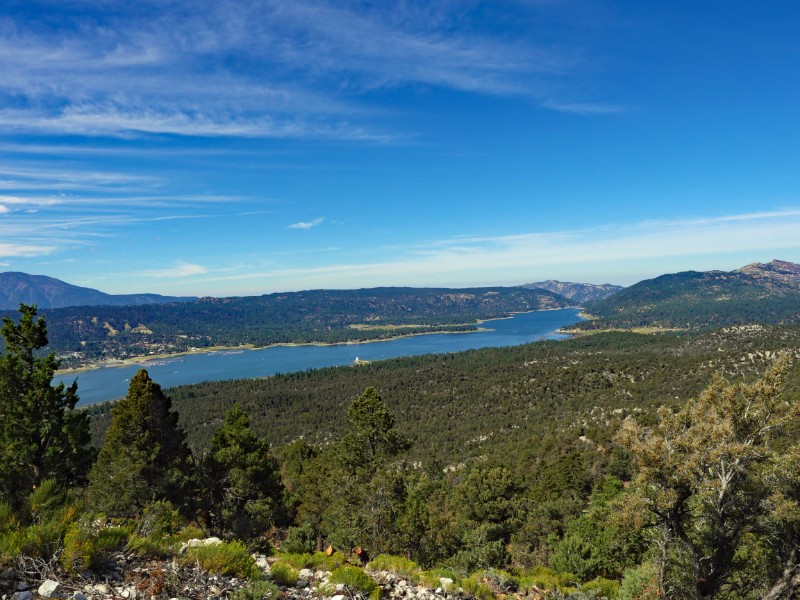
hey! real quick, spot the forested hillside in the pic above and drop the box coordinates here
[20,286,570,368]
[577,260,800,330]
[88,324,800,469]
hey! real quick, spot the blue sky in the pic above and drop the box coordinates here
[1,0,799,296]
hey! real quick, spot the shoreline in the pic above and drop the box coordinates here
[56,306,581,376]
[56,325,494,376]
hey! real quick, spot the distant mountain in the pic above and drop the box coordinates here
[0,272,196,310]
[736,259,800,284]
[521,280,623,304]
[577,259,800,330]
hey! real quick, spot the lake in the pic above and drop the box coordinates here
[59,307,582,406]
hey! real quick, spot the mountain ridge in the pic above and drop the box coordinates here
[521,279,623,303]
[0,272,196,310]
[578,259,800,330]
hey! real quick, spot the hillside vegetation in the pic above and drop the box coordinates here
[577,259,800,330]
[21,286,570,368]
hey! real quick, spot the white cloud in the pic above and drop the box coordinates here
[0,243,57,258]
[139,261,208,278]
[288,217,326,230]
[169,208,800,294]
[0,1,606,138]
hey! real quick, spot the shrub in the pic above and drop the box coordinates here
[309,550,347,571]
[231,580,281,600]
[330,565,378,595]
[138,501,184,537]
[483,568,519,592]
[519,566,577,595]
[582,576,620,599]
[62,519,98,573]
[617,561,660,600]
[127,533,177,558]
[269,561,299,586]
[282,523,316,554]
[367,554,421,582]
[96,526,132,552]
[272,552,314,570]
[174,525,206,543]
[28,480,69,523]
[418,568,459,590]
[184,540,261,580]
[460,575,494,600]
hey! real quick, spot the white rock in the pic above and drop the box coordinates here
[398,580,408,588]
[180,536,222,552]
[38,580,60,598]
[335,583,345,592]
[331,595,346,600]
[253,554,270,570]
[89,583,110,595]
[298,568,314,579]
[439,578,454,589]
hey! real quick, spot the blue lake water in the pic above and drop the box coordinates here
[58,307,582,407]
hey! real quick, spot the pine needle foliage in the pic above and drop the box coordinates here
[88,369,192,517]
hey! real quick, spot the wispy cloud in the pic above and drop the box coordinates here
[170,209,800,294]
[139,261,208,278]
[0,242,57,258]
[288,217,326,230]
[0,1,609,138]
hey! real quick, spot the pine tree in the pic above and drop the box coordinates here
[204,403,285,541]
[0,304,91,506]
[88,369,192,517]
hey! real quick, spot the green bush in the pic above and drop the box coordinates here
[582,576,620,599]
[127,533,177,558]
[418,568,459,590]
[231,580,281,600]
[269,561,299,586]
[138,500,184,537]
[309,550,347,571]
[460,575,494,600]
[96,526,132,552]
[483,569,519,592]
[272,552,314,570]
[184,540,261,580]
[62,519,98,573]
[28,480,69,523]
[330,565,378,595]
[367,554,421,582]
[519,566,577,595]
[174,525,206,543]
[617,561,660,600]
[282,523,316,554]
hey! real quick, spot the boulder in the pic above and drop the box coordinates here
[38,579,61,598]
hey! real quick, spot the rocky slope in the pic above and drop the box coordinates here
[520,280,622,304]
[0,538,542,600]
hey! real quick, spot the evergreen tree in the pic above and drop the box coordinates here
[88,369,192,516]
[204,403,285,541]
[0,304,91,506]
[337,386,410,479]
[317,387,411,551]
[617,357,800,598]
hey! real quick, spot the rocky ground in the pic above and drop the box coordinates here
[1,539,541,600]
